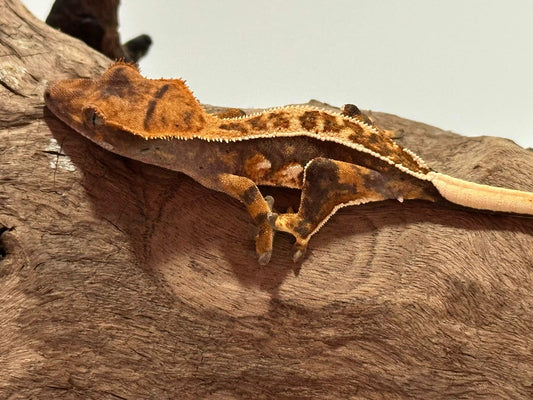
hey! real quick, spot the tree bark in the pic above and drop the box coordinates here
[1,0,532,398]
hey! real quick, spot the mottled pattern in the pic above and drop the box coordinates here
[248,115,268,131]
[45,62,446,264]
[270,162,304,188]
[219,122,249,134]
[213,108,430,174]
[244,153,271,182]
[322,112,344,133]
[299,110,321,131]
[268,111,291,129]
[273,157,439,254]
[216,173,274,264]
[273,158,391,252]
[47,62,430,176]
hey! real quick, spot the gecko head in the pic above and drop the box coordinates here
[44,62,148,137]
[45,61,207,145]
[44,65,145,154]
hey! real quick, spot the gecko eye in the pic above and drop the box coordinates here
[92,112,103,126]
[83,107,104,127]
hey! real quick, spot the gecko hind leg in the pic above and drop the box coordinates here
[271,158,394,262]
[216,174,276,265]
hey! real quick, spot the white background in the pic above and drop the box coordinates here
[23,0,533,148]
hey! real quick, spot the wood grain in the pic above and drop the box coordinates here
[1,1,532,398]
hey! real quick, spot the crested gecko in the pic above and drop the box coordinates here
[44,62,533,265]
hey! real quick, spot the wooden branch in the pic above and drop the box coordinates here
[1,0,532,398]
[46,0,152,62]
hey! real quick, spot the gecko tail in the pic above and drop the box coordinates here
[428,172,533,215]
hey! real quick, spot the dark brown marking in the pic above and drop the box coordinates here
[154,84,170,99]
[379,145,394,157]
[143,84,170,129]
[242,185,259,206]
[273,162,304,187]
[347,132,388,157]
[322,113,343,133]
[299,111,320,131]
[183,111,193,126]
[248,116,268,130]
[107,66,132,85]
[268,112,291,129]
[254,212,268,224]
[102,67,138,98]
[360,168,390,197]
[344,120,364,135]
[144,100,157,129]
[294,219,312,238]
[300,158,340,221]
[368,133,379,143]
[347,134,360,143]
[195,113,206,126]
[347,132,395,159]
[219,122,249,134]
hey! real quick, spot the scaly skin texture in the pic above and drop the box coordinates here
[44,62,533,264]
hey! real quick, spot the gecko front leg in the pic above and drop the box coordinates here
[215,174,276,265]
[271,158,397,262]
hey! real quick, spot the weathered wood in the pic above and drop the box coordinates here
[1,0,532,398]
[46,0,152,62]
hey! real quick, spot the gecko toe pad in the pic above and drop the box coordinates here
[258,250,272,266]
[292,245,307,263]
[264,195,275,211]
[267,212,279,227]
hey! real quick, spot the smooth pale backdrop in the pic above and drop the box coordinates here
[23,0,532,148]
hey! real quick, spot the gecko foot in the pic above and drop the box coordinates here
[292,236,309,263]
[269,212,310,262]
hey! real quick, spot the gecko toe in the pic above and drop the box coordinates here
[292,244,307,263]
[258,251,272,265]
[264,195,275,211]
[267,212,279,227]
[292,249,306,263]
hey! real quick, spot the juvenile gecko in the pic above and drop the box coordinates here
[45,62,533,264]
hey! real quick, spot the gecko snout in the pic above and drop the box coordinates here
[43,83,54,103]
[43,81,60,107]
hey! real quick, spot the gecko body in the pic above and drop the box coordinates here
[45,62,533,264]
